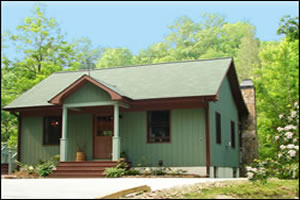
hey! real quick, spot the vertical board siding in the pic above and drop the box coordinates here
[66,113,93,161]
[209,77,239,168]
[64,82,111,104]
[21,113,93,165]
[120,108,206,167]
[21,117,59,165]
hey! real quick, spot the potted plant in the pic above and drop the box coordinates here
[76,144,86,162]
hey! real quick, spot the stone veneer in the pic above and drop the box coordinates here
[240,79,258,176]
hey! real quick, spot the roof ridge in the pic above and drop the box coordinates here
[53,57,233,74]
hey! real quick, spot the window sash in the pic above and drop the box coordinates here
[44,116,62,145]
[147,111,170,143]
[216,112,221,144]
[231,121,235,148]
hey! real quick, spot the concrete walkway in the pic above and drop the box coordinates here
[1,178,246,199]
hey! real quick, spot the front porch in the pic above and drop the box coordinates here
[59,101,129,162]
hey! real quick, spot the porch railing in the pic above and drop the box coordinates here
[1,143,17,174]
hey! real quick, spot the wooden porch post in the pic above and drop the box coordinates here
[60,106,68,161]
[112,104,120,161]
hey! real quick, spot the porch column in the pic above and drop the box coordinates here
[112,104,120,161]
[60,106,68,161]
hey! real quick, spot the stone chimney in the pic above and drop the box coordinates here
[240,79,258,176]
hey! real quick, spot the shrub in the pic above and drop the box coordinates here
[15,155,59,177]
[36,161,55,177]
[105,167,126,178]
[15,161,38,175]
[125,168,140,176]
[116,158,129,170]
[246,101,299,182]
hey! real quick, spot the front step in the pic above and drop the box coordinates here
[48,161,118,178]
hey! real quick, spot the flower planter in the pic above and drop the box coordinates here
[76,152,85,162]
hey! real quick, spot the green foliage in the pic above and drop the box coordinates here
[246,102,299,182]
[104,158,136,177]
[96,48,132,68]
[36,161,55,177]
[15,160,38,175]
[15,155,59,177]
[116,158,129,170]
[104,167,126,178]
[1,5,91,145]
[183,179,298,199]
[236,31,261,81]
[125,168,140,176]
[253,39,299,159]
[277,15,299,41]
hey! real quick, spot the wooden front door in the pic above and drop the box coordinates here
[94,115,113,159]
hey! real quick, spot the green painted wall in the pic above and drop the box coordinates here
[120,108,206,167]
[21,117,59,165]
[209,77,239,168]
[64,82,111,104]
[66,113,93,161]
[21,113,93,164]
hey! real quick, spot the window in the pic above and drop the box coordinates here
[147,110,170,143]
[96,116,113,136]
[44,116,62,145]
[231,121,236,148]
[215,112,221,144]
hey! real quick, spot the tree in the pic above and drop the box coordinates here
[254,38,299,159]
[9,6,79,81]
[129,13,257,68]
[277,15,299,41]
[1,5,82,146]
[236,31,261,81]
[72,38,101,70]
[96,48,133,68]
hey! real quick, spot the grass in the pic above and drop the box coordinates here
[184,179,299,199]
[122,178,299,199]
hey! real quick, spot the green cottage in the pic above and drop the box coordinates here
[3,57,257,178]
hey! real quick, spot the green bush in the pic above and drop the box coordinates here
[105,167,126,178]
[15,161,38,175]
[15,155,59,177]
[116,158,129,170]
[246,101,299,182]
[36,161,55,177]
[125,168,140,176]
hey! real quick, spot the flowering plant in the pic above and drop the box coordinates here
[247,101,299,182]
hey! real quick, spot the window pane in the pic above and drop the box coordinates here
[44,116,62,145]
[231,121,235,148]
[216,112,221,144]
[148,111,170,143]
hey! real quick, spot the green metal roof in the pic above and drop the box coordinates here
[4,57,233,109]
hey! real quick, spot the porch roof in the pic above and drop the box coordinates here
[4,57,243,111]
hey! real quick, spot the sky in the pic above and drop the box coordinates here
[1,1,299,59]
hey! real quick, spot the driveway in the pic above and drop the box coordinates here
[1,178,246,199]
